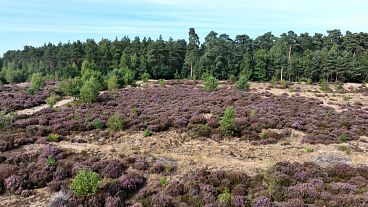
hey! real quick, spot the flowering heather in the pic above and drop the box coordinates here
[9,83,368,144]
[119,172,145,192]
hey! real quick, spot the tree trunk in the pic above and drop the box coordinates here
[281,66,283,81]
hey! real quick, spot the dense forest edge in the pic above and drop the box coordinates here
[1,28,368,86]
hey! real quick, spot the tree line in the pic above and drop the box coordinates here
[1,28,368,84]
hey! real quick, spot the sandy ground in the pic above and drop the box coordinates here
[251,82,368,112]
[2,81,368,206]
[16,97,75,116]
[48,129,368,176]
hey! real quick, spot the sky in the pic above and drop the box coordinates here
[1,0,368,56]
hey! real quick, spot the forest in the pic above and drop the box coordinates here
[1,28,368,84]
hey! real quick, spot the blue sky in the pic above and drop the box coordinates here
[1,0,368,56]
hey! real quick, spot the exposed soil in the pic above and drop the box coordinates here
[1,81,368,207]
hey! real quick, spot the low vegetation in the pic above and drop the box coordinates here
[70,169,101,196]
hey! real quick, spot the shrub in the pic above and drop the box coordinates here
[58,77,83,98]
[123,68,136,86]
[28,73,44,94]
[131,106,139,114]
[203,73,219,91]
[141,72,150,83]
[80,77,100,103]
[259,131,268,139]
[2,68,26,83]
[228,74,237,83]
[157,79,165,86]
[107,113,123,131]
[70,169,101,196]
[220,107,236,135]
[105,196,121,207]
[47,134,60,142]
[160,177,168,187]
[280,80,289,89]
[320,79,330,92]
[46,156,57,166]
[91,119,105,129]
[307,79,313,85]
[236,75,250,91]
[218,188,232,204]
[107,75,119,98]
[143,129,153,137]
[271,76,277,86]
[337,133,349,143]
[0,112,10,129]
[46,95,61,108]
[119,172,145,192]
[305,145,314,153]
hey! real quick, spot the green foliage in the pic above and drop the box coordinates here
[219,107,236,135]
[81,60,102,82]
[0,112,11,129]
[259,131,268,139]
[58,64,80,79]
[143,129,153,137]
[271,75,277,86]
[123,68,136,86]
[141,71,150,83]
[263,171,281,200]
[46,156,57,166]
[80,77,100,103]
[236,75,250,91]
[47,134,60,142]
[4,28,368,85]
[46,95,60,108]
[92,119,105,129]
[159,79,166,86]
[131,106,139,114]
[337,133,349,142]
[70,169,101,196]
[228,74,236,83]
[107,113,123,131]
[28,73,44,94]
[320,79,330,92]
[58,77,83,98]
[217,188,231,204]
[305,145,314,153]
[202,73,219,92]
[307,78,313,85]
[159,177,168,187]
[1,68,26,83]
[107,75,119,98]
